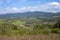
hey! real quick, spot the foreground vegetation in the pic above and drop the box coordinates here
[0,34,60,40]
[0,18,60,36]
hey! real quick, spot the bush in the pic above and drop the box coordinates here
[51,28,60,34]
[53,20,60,28]
[40,29,51,34]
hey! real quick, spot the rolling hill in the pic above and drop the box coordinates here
[0,11,60,20]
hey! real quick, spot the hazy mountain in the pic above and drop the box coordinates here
[0,11,60,20]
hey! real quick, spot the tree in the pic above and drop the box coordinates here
[53,20,60,28]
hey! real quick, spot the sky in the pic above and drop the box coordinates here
[0,0,60,14]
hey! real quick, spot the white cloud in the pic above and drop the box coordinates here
[15,2,60,12]
[0,2,60,14]
[46,2,60,12]
[12,7,19,11]
[48,2,60,6]
[47,2,60,8]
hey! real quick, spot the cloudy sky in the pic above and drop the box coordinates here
[0,0,60,14]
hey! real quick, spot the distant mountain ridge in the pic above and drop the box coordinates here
[0,11,60,20]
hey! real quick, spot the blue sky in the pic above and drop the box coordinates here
[0,0,60,14]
